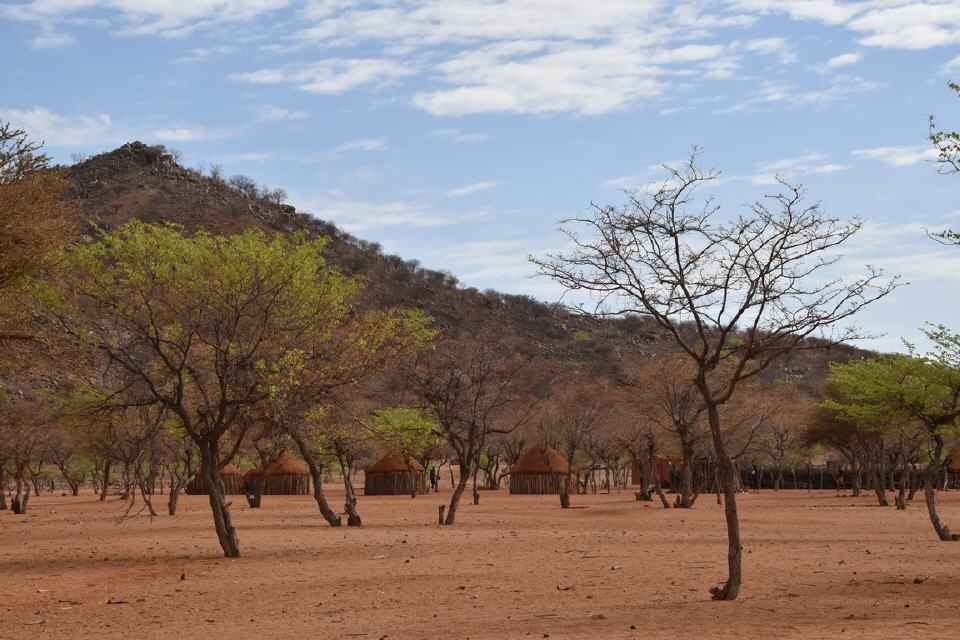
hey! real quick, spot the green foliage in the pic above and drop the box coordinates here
[822,329,960,439]
[39,221,359,440]
[369,406,443,459]
[571,330,589,343]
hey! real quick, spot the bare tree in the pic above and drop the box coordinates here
[533,150,898,599]
[641,358,705,508]
[406,332,540,525]
[538,389,606,508]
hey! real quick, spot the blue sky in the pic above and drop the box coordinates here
[2,1,960,352]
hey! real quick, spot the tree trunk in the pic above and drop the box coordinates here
[714,463,722,506]
[246,448,272,508]
[0,467,7,510]
[871,465,888,507]
[121,461,133,500]
[702,399,742,601]
[343,472,361,527]
[167,485,181,516]
[851,465,861,497]
[200,443,240,558]
[137,468,157,517]
[471,464,480,505]
[291,433,341,527]
[655,480,672,508]
[924,465,959,541]
[99,460,111,502]
[895,457,910,510]
[907,467,919,501]
[559,469,572,509]
[679,443,695,508]
[13,467,31,514]
[444,459,471,525]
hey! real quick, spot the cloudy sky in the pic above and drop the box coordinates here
[3,0,960,352]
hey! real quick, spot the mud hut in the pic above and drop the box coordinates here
[509,445,574,494]
[241,457,311,495]
[185,463,243,495]
[363,454,427,496]
[949,444,960,471]
[948,444,960,489]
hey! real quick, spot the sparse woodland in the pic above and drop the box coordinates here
[3,81,960,604]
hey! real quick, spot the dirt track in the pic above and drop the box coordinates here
[2,486,959,639]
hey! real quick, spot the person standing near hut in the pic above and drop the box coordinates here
[750,465,761,493]
[429,465,439,492]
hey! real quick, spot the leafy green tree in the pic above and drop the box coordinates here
[823,331,960,540]
[40,222,359,556]
[370,406,444,465]
[262,309,434,527]
[0,122,73,343]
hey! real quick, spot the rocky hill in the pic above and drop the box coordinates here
[64,142,868,395]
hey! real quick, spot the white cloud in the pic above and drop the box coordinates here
[3,0,292,38]
[743,37,798,63]
[430,128,489,143]
[298,194,469,233]
[0,107,115,146]
[273,2,800,116]
[254,105,308,122]
[941,54,960,74]
[728,1,960,50]
[8,0,924,118]
[0,106,241,149]
[333,138,387,153]
[444,181,498,197]
[827,52,862,67]
[31,29,73,49]
[151,125,234,142]
[233,58,413,95]
[212,152,274,163]
[721,75,881,112]
[839,220,960,286]
[748,152,850,184]
[603,175,645,190]
[852,145,940,166]
[173,45,237,64]
[434,238,542,280]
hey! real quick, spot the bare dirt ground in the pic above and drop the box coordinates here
[2,486,960,640]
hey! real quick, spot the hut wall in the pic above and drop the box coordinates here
[185,473,243,495]
[262,474,310,495]
[509,473,563,495]
[364,470,426,496]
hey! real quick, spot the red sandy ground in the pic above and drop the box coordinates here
[2,486,960,639]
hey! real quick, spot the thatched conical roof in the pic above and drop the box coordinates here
[243,457,309,480]
[194,462,241,478]
[366,454,425,473]
[510,445,572,475]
